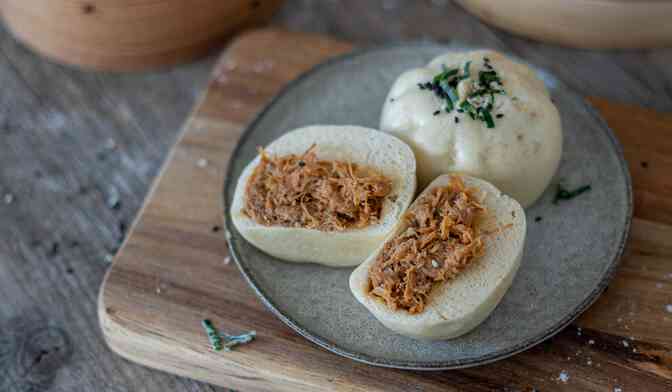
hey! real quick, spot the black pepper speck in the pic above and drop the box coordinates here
[48,242,60,257]
[118,221,127,242]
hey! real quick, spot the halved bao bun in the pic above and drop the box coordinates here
[230,125,417,267]
[349,174,526,340]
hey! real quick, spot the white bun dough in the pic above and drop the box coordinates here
[231,125,417,267]
[350,174,526,340]
[380,50,562,208]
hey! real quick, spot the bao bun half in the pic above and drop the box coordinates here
[349,174,526,340]
[230,125,417,267]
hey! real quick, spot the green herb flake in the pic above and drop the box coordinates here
[433,67,459,83]
[202,319,223,351]
[460,101,476,120]
[446,86,459,104]
[480,108,495,128]
[221,331,257,352]
[479,70,500,86]
[553,184,592,204]
[202,319,256,352]
[460,61,472,80]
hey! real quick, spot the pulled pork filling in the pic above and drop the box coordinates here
[368,176,485,314]
[243,145,392,232]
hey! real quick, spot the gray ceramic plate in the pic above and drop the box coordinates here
[223,43,632,370]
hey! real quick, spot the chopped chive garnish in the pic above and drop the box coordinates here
[439,80,451,95]
[433,67,459,83]
[480,108,495,128]
[220,330,257,352]
[202,319,256,352]
[460,101,476,119]
[446,86,459,104]
[202,319,223,351]
[460,61,472,80]
[419,57,506,128]
[479,70,500,86]
[553,184,592,204]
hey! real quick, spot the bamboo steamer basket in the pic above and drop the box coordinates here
[0,0,285,71]
[457,0,672,49]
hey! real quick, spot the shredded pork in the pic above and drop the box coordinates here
[243,145,392,232]
[368,176,485,314]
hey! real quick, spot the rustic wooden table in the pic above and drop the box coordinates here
[1,1,671,391]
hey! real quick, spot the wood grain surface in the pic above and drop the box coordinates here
[98,29,672,392]
[3,1,672,391]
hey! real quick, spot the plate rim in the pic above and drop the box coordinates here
[222,42,633,370]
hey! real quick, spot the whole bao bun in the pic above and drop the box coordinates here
[231,125,417,267]
[350,174,526,340]
[380,50,562,208]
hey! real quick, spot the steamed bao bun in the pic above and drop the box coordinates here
[380,50,562,208]
[349,174,526,340]
[230,125,417,267]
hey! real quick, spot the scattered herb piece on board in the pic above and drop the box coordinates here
[202,319,223,351]
[220,330,257,351]
[553,184,592,204]
[201,319,256,352]
[419,57,505,128]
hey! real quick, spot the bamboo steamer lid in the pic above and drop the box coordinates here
[457,0,672,49]
[1,0,285,71]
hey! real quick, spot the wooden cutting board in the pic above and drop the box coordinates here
[98,29,672,392]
